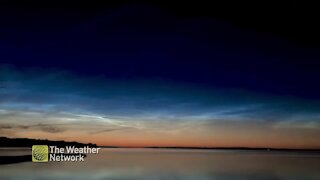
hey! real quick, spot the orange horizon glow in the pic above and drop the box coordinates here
[6,128,320,149]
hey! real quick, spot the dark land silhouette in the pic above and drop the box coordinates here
[0,137,97,148]
[0,155,31,165]
[0,137,93,165]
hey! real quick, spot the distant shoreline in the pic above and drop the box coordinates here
[97,146,320,152]
[2,146,320,152]
[1,137,319,152]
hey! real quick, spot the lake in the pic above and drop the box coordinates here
[1,148,320,179]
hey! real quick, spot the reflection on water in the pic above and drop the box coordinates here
[1,148,320,179]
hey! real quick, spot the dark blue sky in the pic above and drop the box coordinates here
[0,1,320,99]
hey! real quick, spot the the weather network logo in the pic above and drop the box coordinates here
[32,145,49,162]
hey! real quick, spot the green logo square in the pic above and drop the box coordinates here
[32,145,48,162]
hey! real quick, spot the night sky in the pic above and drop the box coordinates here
[1,1,320,148]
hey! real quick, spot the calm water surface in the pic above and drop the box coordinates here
[1,148,320,180]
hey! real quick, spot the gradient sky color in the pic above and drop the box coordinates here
[1,1,320,148]
[1,67,320,148]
